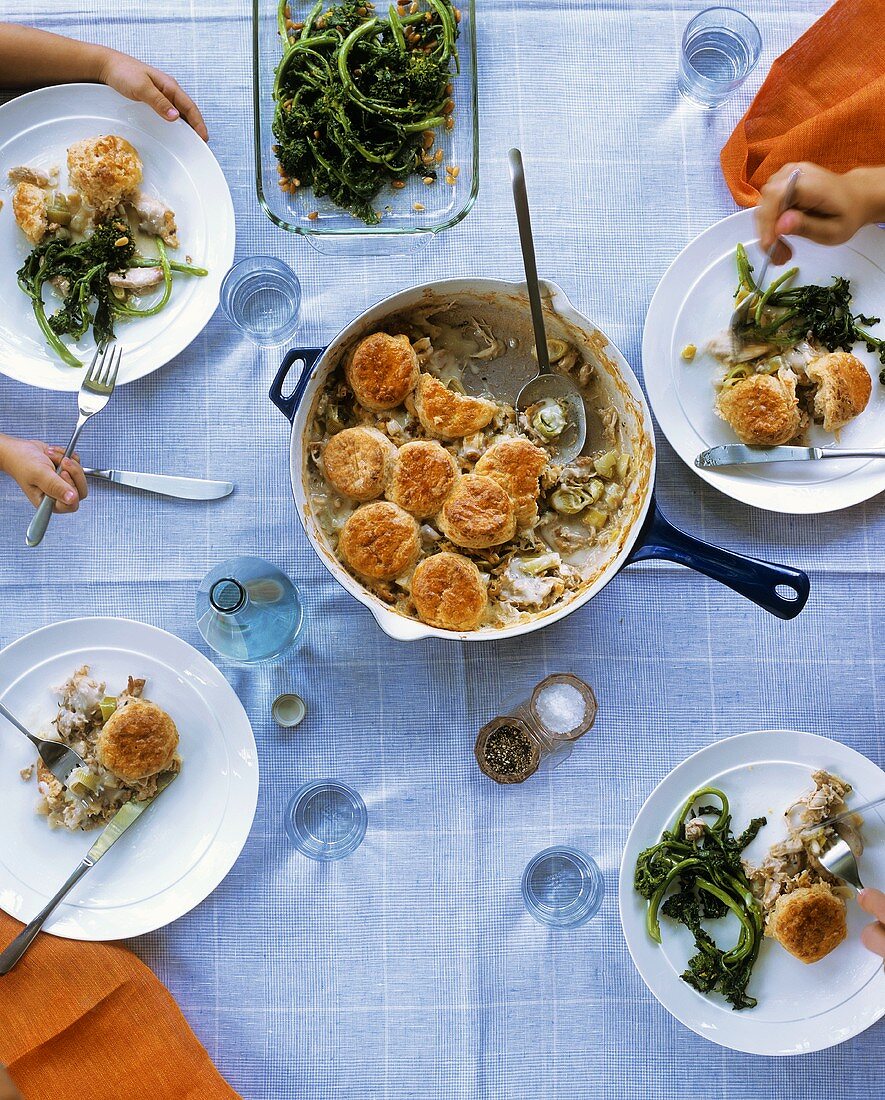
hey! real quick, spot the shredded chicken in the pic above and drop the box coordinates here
[129,189,179,247]
[8,165,54,187]
[108,266,164,293]
[744,770,861,915]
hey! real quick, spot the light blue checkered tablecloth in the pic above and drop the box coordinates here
[1,1,883,1096]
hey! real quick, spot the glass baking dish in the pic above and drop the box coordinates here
[251,0,478,252]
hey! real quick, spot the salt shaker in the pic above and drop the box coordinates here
[474,673,597,784]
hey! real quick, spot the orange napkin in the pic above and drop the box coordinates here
[721,0,885,205]
[0,913,240,1099]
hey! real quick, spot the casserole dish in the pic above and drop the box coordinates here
[270,279,810,641]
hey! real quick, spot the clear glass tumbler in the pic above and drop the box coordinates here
[220,256,302,346]
[678,7,762,108]
[196,555,304,663]
[285,781,368,861]
[521,846,604,928]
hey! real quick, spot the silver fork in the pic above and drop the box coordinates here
[728,168,801,357]
[804,794,885,890]
[0,699,88,789]
[26,345,122,548]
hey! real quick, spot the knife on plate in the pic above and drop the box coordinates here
[0,772,176,975]
[695,445,885,469]
[84,468,233,499]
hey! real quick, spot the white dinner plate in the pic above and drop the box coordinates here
[0,617,258,940]
[619,729,885,1055]
[0,84,235,391]
[643,210,885,513]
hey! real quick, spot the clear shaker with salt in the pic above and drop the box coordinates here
[474,673,598,784]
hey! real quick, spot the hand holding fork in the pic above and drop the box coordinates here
[26,345,121,548]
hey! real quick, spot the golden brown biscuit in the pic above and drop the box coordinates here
[716,373,801,446]
[411,374,498,439]
[344,333,419,411]
[411,552,488,631]
[322,426,396,502]
[12,182,48,244]
[806,352,872,432]
[67,135,143,212]
[386,440,460,517]
[766,883,847,963]
[437,474,516,549]
[338,501,421,580]
[474,437,548,527]
[96,700,179,782]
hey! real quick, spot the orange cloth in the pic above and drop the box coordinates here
[0,913,240,1100]
[721,0,885,206]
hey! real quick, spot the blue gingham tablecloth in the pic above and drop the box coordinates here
[1,1,883,1097]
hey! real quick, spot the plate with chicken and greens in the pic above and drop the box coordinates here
[619,729,885,1055]
[643,209,885,513]
[0,84,234,390]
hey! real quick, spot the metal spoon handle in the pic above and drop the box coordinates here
[508,148,550,373]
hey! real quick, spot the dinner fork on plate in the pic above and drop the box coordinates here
[0,699,88,789]
[728,168,801,357]
[26,344,122,548]
[804,794,885,890]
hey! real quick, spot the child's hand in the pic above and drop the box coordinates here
[755,163,873,265]
[0,435,88,514]
[98,49,208,142]
[859,888,885,958]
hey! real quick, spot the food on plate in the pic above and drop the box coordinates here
[385,439,459,516]
[322,425,397,501]
[8,135,207,368]
[766,883,847,964]
[272,0,460,224]
[634,785,767,1010]
[411,551,487,630]
[805,351,873,433]
[345,332,420,411]
[474,437,547,527]
[411,373,497,439]
[12,182,50,244]
[438,473,516,549]
[66,135,142,212]
[338,500,421,579]
[716,372,802,446]
[96,699,179,782]
[701,246,881,442]
[20,665,181,831]
[744,771,862,963]
[306,302,638,630]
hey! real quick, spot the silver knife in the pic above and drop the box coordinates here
[0,772,176,975]
[695,445,885,469]
[84,468,233,499]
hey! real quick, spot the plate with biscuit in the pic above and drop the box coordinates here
[0,617,258,940]
[619,729,885,1055]
[643,209,885,513]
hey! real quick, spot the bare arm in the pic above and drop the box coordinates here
[0,24,207,140]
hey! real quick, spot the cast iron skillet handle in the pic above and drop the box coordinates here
[626,498,810,620]
[269,347,325,423]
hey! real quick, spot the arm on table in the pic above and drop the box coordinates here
[0,24,207,140]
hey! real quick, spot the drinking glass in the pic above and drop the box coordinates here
[521,846,604,928]
[220,256,302,346]
[678,7,762,108]
[285,781,368,861]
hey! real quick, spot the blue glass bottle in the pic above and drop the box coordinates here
[196,556,303,663]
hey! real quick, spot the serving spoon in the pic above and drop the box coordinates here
[508,148,586,465]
